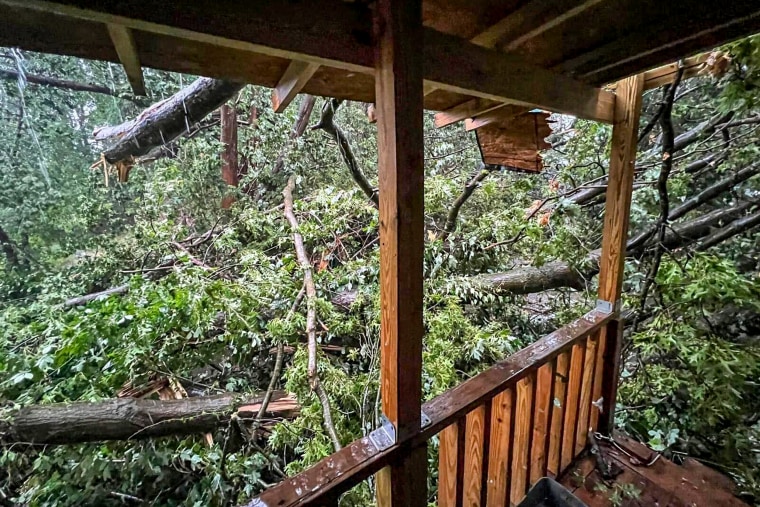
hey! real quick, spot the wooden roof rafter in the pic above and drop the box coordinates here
[105,24,145,96]
[1,0,616,123]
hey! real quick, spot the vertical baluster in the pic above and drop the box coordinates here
[530,362,554,485]
[439,419,466,506]
[548,352,570,476]
[560,342,586,471]
[589,328,607,432]
[510,374,535,506]
[485,389,514,507]
[575,332,600,454]
[462,405,488,506]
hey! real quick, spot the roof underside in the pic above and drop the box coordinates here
[2,0,759,120]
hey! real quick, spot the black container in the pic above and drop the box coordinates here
[516,477,589,507]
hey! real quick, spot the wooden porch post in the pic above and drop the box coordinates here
[593,74,644,435]
[374,0,427,505]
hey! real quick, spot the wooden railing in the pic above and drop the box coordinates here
[249,307,617,507]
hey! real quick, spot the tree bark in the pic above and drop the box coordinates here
[0,68,140,102]
[93,78,245,164]
[0,391,298,446]
[220,103,239,208]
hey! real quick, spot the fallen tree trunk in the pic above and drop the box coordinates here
[473,201,754,295]
[94,78,245,164]
[0,391,298,446]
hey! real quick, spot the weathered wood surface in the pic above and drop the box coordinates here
[249,309,614,506]
[438,421,463,507]
[0,391,297,445]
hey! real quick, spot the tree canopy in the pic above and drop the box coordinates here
[1,37,760,506]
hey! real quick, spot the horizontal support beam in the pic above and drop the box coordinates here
[249,309,616,507]
[422,29,615,122]
[434,98,504,128]
[464,104,526,131]
[473,0,605,51]
[3,0,616,123]
[272,60,320,113]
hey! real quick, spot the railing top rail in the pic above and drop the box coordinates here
[248,308,616,507]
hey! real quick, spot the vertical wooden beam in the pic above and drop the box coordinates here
[272,60,320,113]
[106,24,146,96]
[220,104,239,209]
[596,74,645,434]
[374,0,426,505]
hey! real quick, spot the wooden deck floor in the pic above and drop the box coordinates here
[558,432,749,507]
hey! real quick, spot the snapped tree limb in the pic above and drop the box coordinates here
[282,176,343,452]
[93,78,245,165]
[0,391,298,446]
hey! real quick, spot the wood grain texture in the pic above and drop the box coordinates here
[485,390,513,507]
[596,74,644,434]
[598,74,645,303]
[530,362,554,484]
[548,352,570,476]
[510,375,534,506]
[375,1,425,505]
[463,405,487,506]
[438,422,461,507]
[560,342,586,472]
[106,24,145,95]
[272,60,320,112]
[574,332,599,454]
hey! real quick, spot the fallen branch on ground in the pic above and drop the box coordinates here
[0,391,298,446]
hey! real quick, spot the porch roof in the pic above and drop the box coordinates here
[1,0,759,123]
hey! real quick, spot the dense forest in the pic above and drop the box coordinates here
[1,34,759,506]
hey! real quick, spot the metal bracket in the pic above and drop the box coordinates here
[596,299,621,314]
[369,415,396,451]
[369,411,432,451]
[592,396,604,413]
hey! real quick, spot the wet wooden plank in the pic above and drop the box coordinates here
[547,351,570,477]
[560,342,586,472]
[510,375,534,506]
[530,362,554,484]
[485,389,513,507]
[463,405,487,506]
[575,331,599,454]
[438,421,465,507]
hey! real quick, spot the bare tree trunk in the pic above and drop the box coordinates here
[0,392,298,446]
[220,103,239,208]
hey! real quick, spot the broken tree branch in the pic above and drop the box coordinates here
[0,391,298,446]
[93,78,245,164]
[441,163,498,241]
[0,68,142,103]
[312,99,378,207]
[282,176,342,452]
